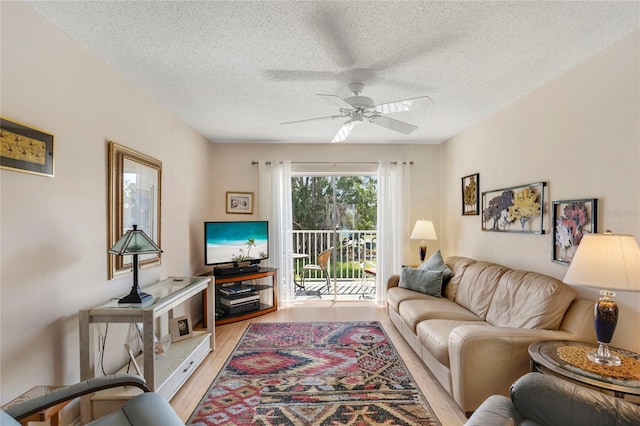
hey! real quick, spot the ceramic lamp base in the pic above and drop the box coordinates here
[589,290,620,366]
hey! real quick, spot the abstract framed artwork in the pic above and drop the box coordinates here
[552,198,597,265]
[226,191,254,214]
[481,181,546,234]
[0,117,54,177]
[462,173,480,215]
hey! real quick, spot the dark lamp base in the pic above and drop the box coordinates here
[118,285,153,304]
[419,244,427,262]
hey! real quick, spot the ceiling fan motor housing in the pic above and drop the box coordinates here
[344,96,374,109]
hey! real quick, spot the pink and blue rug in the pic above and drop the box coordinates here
[187,321,440,425]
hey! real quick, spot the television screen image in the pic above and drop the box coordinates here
[205,221,269,266]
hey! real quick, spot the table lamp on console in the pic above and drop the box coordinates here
[108,224,163,304]
[563,231,640,366]
[410,220,438,263]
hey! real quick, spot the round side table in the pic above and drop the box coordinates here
[529,340,640,399]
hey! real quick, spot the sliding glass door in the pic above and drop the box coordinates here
[291,173,377,301]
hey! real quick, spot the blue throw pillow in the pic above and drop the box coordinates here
[399,266,444,297]
[419,249,453,282]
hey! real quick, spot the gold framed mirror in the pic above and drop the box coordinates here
[108,142,162,279]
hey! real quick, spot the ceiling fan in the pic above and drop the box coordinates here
[281,83,434,142]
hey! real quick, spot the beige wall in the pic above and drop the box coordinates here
[0,3,442,407]
[440,30,640,352]
[0,2,215,406]
[207,143,441,265]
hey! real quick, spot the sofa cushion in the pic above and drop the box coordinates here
[399,298,483,332]
[399,266,444,297]
[417,319,490,367]
[486,270,577,329]
[443,257,475,301]
[419,250,454,282]
[456,261,509,319]
[387,287,435,313]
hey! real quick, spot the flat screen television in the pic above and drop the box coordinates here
[204,221,269,266]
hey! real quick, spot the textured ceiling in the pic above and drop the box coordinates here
[27,1,639,144]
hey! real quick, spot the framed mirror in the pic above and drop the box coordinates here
[108,142,162,279]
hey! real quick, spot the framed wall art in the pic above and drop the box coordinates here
[552,198,597,265]
[226,191,254,214]
[1,117,54,177]
[108,142,162,279]
[481,181,546,234]
[462,173,480,215]
[170,315,193,342]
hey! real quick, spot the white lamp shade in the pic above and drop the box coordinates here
[410,220,437,241]
[563,233,640,292]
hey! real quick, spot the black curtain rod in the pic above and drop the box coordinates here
[250,161,413,166]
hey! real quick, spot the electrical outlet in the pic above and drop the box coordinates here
[98,333,105,353]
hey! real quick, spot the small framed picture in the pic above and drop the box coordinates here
[226,191,254,214]
[1,117,55,177]
[461,173,479,215]
[170,315,193,342]
[552,198,597,265]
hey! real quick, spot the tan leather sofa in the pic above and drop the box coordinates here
[387,256,595,414]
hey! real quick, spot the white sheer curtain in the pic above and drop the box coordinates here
[376,161,410,305]
[258,160,295,306]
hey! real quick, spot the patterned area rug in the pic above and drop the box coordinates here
[187,321,440,426]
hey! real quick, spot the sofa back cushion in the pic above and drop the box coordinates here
[486,270,577,329]
[456,261,509,319]
[443,256,475,301]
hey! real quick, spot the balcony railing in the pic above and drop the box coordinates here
[292,229,377,281]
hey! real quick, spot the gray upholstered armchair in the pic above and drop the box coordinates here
[465,372,640,426]
[1,374,184,426]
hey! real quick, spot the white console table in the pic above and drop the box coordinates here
[79,276,214,423]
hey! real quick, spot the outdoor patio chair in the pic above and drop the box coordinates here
[301,247,333,292]
[359,260,376,299]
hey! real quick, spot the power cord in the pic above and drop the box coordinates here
[134,323,144,356]
[99,323,109,376]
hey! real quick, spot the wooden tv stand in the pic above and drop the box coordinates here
[204,267,278,325]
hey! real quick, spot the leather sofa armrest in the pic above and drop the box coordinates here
[464,395,523,426]
[511,372,640,425]
[4,374,149,422]
[448,325,577,412]
[387,274,400,289]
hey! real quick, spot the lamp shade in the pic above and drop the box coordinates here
[563,233,640,292]
[108,225,162,255]
[410,220,437,241]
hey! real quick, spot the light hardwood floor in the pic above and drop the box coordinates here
[171,301,467,425]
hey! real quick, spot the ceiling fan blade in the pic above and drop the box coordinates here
[263,69,337,81]
[281,115,344,125]
[331,120,361,143]
[369,115,418,135]
[373,96,435,114]
[317,94,355,110]
[310,9,356,68]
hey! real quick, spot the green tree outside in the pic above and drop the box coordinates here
[291,175,377,231]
